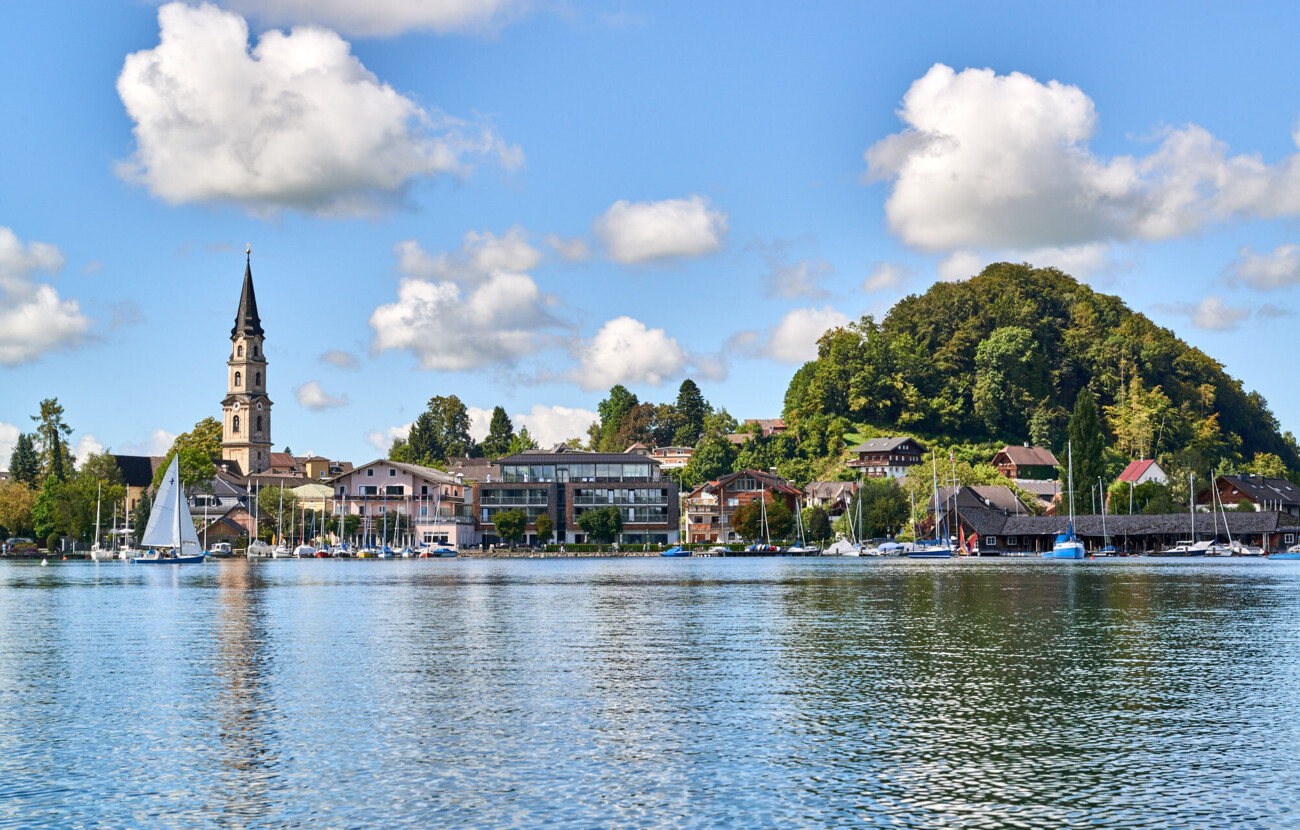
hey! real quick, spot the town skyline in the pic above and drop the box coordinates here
[5,1,1300,468]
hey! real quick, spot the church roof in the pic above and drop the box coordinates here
[232,256,264,339]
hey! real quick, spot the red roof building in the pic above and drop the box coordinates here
[1117,459,1169,486]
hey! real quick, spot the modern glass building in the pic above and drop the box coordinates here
[476,450,679,546]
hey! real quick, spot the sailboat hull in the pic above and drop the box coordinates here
[907,548,952,559]
[1052,542,1086,559]
[132,554,206,564]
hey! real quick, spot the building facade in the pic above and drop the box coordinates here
[221,253,273,475]
[992,444,1058,480]
[1199,475,1300,517]
[847,437,926,478]
[474,449,679,546]
[331,460,474,547]
[685,469,802,544]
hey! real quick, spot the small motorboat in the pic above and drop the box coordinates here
[661,546,691,557]
[293,544,317,558]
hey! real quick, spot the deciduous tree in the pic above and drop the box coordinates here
[494,509,526,548]
[576,506,622,549]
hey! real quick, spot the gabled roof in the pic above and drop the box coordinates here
[994,445,1059,467]
[112,454,157,488]
[1118,459,1164,482]
[330,459,462,485]
[935,485,1032,515]
[232,256,264,338]
[1218,475,1300,506]
[850,436,925,453]
[806,481,860,500]
[689,469,802,498]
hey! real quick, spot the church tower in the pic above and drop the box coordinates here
[222,249,273,475]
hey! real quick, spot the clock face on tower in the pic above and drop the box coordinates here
[233,401,241,411]
[257,402,263,411]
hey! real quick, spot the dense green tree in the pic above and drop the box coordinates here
[1244,452,1289,479]
[8,433,39,485]
[32,398,73,481]
[534,514,554,545]
[1066,388,1106,513]
[507,426,539,455]
[803,504,832,545]
[732,497,793,542]
[153,445,217,491]
[780,263,1300,478]
[482,406,515,459]
[973,326,1047,438]
[388,436,416,463]
[681,435,737,488]
[576,506,622,549]
[130,491,151,543]
[426,395,476,459]
[593,385,639,452]
[848,478,910,539]
[494,509,527,548]
[0,483,36,537]
[32,477,58,540]
[649,403,679,447]
[673,379,710,445]
[257,486,300,543]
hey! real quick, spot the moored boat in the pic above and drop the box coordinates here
[133,456,206,565]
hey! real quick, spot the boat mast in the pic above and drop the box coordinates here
[1067,440,1075,537]
[173,462,183,555]
[1189,472,1195,542]
[94,482,102,550]
[1099,477,1108,548]
[932,454,947,548]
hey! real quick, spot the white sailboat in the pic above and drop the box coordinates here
[133,455,205,564]
[909,456,953,558]
[89,482,114,561]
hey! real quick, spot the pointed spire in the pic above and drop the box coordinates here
[232,247,264,339]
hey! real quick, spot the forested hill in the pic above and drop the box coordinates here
[783,262,1300,476]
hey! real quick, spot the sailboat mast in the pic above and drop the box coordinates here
[1067,441,1075,530]
[1100,478,1107,546]
[94,482,102,550]
[174,465,183,554]
[1190,472,1195,541]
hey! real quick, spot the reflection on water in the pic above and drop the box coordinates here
[0,558,1298,828]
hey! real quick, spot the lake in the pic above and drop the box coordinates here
[1,557,1298,828]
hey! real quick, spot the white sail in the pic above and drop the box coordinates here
[140,456,202,552]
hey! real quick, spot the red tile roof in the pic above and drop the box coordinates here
[1118,459,1157,483]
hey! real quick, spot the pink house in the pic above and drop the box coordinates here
[329,459,475,547]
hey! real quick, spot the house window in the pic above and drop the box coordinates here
[367,469,374,477]
[232,415,240,433]
[386,485,405,496]
[1007,536,1018,545]
[421,485,429,495]
[1287,534,1296,545]
[985,536,996,547]
[234,371,242,387]
[338,486,347,496]
[360,486,377,496]
[389,469,396,477]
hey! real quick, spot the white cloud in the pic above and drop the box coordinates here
[863,261,912,292]
[866,63,1300,254]
[119,429,177,457]
[0,423,19,472]
[295,380,349,410]
[366,422,412,453]
[222,0,527,37]
[74,434,105,463]
[767,307,852,363]
[466,406,494,442]
[514,404,598,446]
[0,227,90,366]
[319,350,360,369]
[395,227,541,283]
[572,316,689,391]
[1155,295,1250,332]
[370,271,559,371]
[543,233,590,262]
[1228,244,1300,290]
[936,251,985,282]
[764,256,833,299]
[595,196,728,264]
[117,3,520,216]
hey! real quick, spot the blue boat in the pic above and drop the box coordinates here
[1268,551,1300,560]
[661,546,691,557]
[908,458,952,559]
[1051,442,1086,559]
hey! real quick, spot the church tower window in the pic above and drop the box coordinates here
[235,371,242,387]
[255,372,260,387]
[233,415,240,434]
[256,415,263,433]
[237,345,243,357]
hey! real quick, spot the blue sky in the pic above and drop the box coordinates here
[3,1,1300,466]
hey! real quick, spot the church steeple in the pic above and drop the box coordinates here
[232,247,264,338]
[222,246,272,476]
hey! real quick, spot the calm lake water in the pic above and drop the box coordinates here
[1,557,1298,828]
